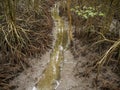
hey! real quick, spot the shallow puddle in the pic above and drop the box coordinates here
[34,2,70,90]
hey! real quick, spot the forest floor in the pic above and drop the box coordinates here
[1,1,120,90]
[11,39,120,90]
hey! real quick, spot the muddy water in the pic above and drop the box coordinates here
[35,2,70,90]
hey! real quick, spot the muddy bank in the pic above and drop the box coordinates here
[0,0,55,90]
[11,39,120,90]
[11,50,77,90]
[70,39,120,90]
[10,51,51,90]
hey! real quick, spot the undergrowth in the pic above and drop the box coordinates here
[0,0,55,89]
[60,0,120,68]
[59,1,120,89]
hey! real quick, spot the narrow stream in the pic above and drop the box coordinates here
[34,2,70,90]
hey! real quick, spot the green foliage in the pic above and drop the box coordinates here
[71,5,105,19]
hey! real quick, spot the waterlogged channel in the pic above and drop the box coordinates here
[34,2,70,90]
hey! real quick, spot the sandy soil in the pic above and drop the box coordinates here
[11,49,79,90]
[11,38,120,90]
[11,51,51,90]
[11,44,120,90]
[56,50,78,90]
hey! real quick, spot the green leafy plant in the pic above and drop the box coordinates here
[71,5,105,19]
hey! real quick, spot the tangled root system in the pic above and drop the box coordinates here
[0,0,55,89]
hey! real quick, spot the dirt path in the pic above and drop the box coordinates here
[10,48,95,90]
[11,49,79,90]
[11,48,93,90]
[10,51,51,90]
[56,50,78,90]
[11,44,120,90]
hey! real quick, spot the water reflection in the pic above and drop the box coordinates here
[33,2,69,90]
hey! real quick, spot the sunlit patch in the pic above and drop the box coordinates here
[32,86,37,90]
[54,80,60,89]
[56,51,59,62]
[59,45,63,51]
[53,65,56,74]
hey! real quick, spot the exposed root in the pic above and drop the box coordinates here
[0,0,55,90]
